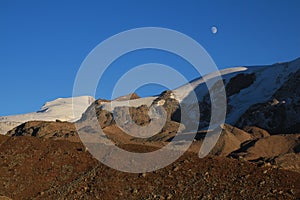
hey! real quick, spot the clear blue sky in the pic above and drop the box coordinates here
[1,0,300,115]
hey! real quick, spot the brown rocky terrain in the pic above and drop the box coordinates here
[0,135,300,200]
[7,114,300,173]
[3,117,300,198]
[230,134,300,173]
[6,121,80,142]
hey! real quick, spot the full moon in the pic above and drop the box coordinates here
[211,26,218,34]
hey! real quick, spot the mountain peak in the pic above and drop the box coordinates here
[0,96,94,135]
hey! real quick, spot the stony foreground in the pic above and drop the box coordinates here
[0,135,299,200]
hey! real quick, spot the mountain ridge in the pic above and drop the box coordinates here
[0,96,94,135]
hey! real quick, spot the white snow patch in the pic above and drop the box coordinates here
[0,96,95,135]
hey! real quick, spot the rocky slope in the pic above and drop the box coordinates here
[9,118,300,173]
[0,135,299,200]
[6,121,80,142]
[230,133,300,172]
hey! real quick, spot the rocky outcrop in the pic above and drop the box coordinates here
[114,93,140,101]
[230,134,300,166]
[242,126,270,139]
[7,121,79,142]
[195,124,253,156]
[79,91,183,140]
[236,69,300,134]
[225,73,256,96]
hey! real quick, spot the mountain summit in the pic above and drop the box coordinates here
[2,57,300,136]
[0,96,94,135]
[85,57,300,135]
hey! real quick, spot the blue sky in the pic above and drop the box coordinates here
[1,0,300,115]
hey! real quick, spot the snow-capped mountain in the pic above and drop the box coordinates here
[176,57,300,133]
[2,57,300,136]
[184,57,300,132]
[91,57,300,134]
[0,96,94,135]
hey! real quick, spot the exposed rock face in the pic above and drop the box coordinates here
[80,95,153,130]
[151,91,181,122]
[79,98,113,129]
[7,121,79,142]
[242,126,270,139]
[273,68,300,99]
[95,109,114,129]
[235,100,288,134]
[230,134,300,161]
[195,124,253,156]
[225,73,256,96]
[114,93,140,101]
[236,69,300,134]
[224,125,300,173]
[189,72,256,132]
[197,79,228,130]
[78,91,183,141]
[114,105,151,126]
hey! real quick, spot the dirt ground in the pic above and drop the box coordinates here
[0,135,299,200]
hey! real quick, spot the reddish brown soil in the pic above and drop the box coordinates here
[0,135,299,200]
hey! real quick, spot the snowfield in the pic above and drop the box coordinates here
[0,96,94,135]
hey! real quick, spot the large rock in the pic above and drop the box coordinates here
[230,134,300,161]
[7,121,79,142]
[194,124,252,156]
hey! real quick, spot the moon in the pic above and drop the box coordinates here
[211,26,218,34]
